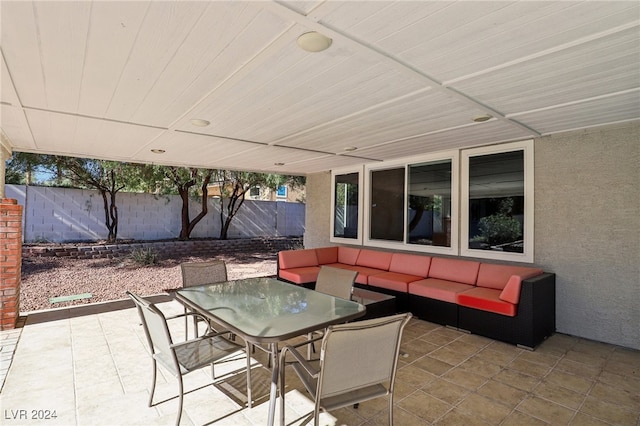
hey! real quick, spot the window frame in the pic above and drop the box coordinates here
[363,151,459,255]
[460,139,534,263]
[330,166,364,245]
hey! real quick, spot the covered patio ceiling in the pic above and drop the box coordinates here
[1,1,638,176]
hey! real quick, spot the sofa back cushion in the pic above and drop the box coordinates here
[315,246,339,265]
[337,247,361,265]
[356,249,393,271]
[476,263,543,290]
[389,253,431,277]
[278,249,318,270]
[428,257,480,285]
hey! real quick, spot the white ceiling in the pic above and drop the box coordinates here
[1,1,638,175]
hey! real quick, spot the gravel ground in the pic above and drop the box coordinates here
[20,251,277,312]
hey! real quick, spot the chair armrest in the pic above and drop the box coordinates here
[280,344,319,378]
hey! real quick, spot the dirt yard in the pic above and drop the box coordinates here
[20,251,277,312]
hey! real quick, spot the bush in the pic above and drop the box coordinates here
[129,248,159,266]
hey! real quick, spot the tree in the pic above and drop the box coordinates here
[212,171,303,239]
[5,152,50,185]
[160,167,214,240]
[54,156,145,242]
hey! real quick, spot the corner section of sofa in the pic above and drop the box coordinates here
[457,273,556,349]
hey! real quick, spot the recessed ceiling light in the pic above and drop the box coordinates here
[297,31,332,52]
[150,149,165,154]
[190,118,210,127]
[344,146,357,152]
[473,114,493,123]
[274,162,285,166]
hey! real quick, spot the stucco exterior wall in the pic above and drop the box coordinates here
[304,122,640,350]
[303,171,332,249]
[535,122,639,350]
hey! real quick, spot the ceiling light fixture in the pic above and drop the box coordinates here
[344,146,357,152]
[190,118,210,127]
[274,162,285,166]
[150,149,165,154]
[297,31,332,52]
[473,114,493,123]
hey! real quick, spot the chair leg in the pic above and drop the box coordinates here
[176,375,184,426]
[245,341,252,408]
[149,359,158,407]
[279,350,286,426]
[184,308,188,339]
[388,393,394,425]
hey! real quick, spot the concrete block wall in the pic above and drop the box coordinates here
[22,236,303,260]
[5,185,305,243]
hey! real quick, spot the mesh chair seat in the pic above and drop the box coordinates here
[167,334,243,375]
[291,362,389,411]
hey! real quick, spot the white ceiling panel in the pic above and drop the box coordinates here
[24,109,165,160]
[513,90,640,135]
[355,120,532,161]
[450,26,640,114]
[133,131,267,168]
[1,1,638,175]
[275,89,504,152]
[1,105,36,150]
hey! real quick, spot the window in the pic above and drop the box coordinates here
[331,169,363,243]
[369,167,405,242]
[249,187,260,197]
[408,160,453,248]
[363,152,458,254]
[461,140,534,262]
[329,141,532,262]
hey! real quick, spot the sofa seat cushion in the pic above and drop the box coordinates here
[278,249,318,269]
[428,257,480,285]
[368,272,423,293]
[324,263,385,285]
[457,287,517,317]
[408,278,475,303]
[278,266,320,284]
[388,253,431,277]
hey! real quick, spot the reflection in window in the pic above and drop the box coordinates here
[408,160,452,247]
[468,151,524,253]
[370,168,404,241]
[333,173,359,239]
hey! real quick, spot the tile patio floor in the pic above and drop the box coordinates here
[0,298,638,426]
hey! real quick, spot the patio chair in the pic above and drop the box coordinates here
[179,260,228,338]
[127,291,248,426]
[279,312,412,426]
[315,265,358,300]
[307,266,358,357]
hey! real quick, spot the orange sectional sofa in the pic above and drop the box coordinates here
[277,246,555,349]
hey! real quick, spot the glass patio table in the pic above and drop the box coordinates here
[172,277,366,425]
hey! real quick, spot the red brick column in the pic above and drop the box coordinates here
[0,198,22,330]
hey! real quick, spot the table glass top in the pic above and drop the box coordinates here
[175,277,366,342]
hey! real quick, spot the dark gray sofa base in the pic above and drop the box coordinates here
[408,296,458,327]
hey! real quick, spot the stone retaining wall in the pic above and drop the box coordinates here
[22,237,303,260]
